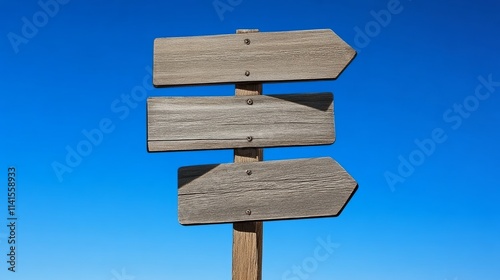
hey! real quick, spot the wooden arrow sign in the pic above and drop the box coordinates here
[148,93,334,152]
[178,157,357,225]
[153,29,356,86]
[148,28,357,280]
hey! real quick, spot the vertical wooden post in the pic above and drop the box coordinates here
[232,29,263,280]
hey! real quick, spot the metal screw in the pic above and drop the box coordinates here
[246,170,252,175]
[244,38,251,45]
[245,71,250,76]
[246,136,253,142]
[245,209,252,215]
[246,98,253,105]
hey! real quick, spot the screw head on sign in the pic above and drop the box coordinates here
[245,209,252,215]
[246,170,252,175]
[246,98,253,105]
[244,38,251,45]
[246,136,253,142]
[245,71,250,76]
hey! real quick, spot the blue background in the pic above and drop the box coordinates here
[1,0,499,279]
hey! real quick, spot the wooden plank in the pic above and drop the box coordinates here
[153,29,356,86]
[233,222,262,280]
[147,93,334,152]
[232,29,263,280]
[178,157,358,225]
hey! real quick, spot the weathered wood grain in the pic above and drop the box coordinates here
[178,157,358,225]
[233,221,262,280]
[153,29,356,86]
[147,93,334,152]
[232,33,263,280]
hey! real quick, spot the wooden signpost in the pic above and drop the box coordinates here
[147,28,357,280]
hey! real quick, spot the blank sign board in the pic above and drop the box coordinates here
[147,93,335,152]
[178,157,358,225]
[153,29,356,86]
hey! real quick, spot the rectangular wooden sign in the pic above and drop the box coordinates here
[178,157,357,225]
[147,93,334,152]
[153,29,356,86]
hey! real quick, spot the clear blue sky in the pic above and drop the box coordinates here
[1,0,499,279]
